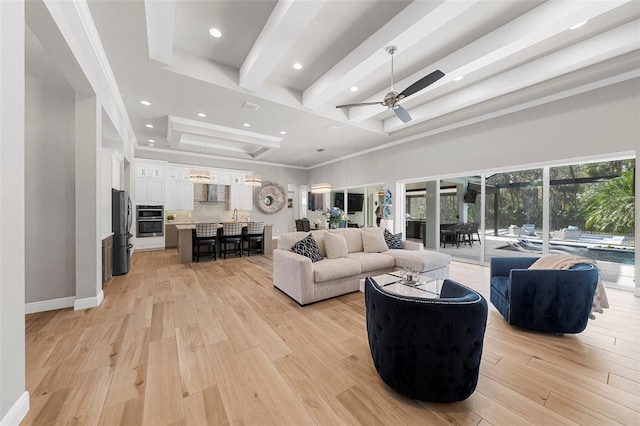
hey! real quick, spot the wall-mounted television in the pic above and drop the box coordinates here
[334,193,364,213]
[348,193,364,213]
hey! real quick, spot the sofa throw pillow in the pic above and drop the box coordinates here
[324,232,348,259]
[383,228,403,249]
[362,229,389,253]
[291,233,322,262]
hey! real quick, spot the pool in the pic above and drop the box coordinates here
[497,238,636,265]
[584,247,635,265]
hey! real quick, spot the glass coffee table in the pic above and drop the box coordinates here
[359,272,440,298]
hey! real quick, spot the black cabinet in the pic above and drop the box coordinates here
[406,220,425,239]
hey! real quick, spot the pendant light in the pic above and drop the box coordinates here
[189,169,211,184]
[311,182,331,194]
[244,173,262,186]
[311,148,331,193]
[189,141,211,184]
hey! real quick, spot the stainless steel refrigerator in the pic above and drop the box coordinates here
[112,189,133,275]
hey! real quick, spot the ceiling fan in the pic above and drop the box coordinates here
[336,45,445,123]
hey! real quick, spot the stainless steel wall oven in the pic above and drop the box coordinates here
[136,205,164,237]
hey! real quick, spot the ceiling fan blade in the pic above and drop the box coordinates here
[398,69,445,99]
[336,101,384,109]
[393,104,412,123]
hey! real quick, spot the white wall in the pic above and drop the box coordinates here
[139,150,308,236]
[24,33,77,303]
[0,0,28,423]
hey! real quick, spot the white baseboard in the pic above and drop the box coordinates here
[25,296,75,314]
[0,391,29,426]
[74,290,104,311]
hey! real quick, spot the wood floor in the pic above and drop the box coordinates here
[23,249,640,425]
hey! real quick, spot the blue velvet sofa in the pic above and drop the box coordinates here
[490,257,598,334]
[364,277,488,402]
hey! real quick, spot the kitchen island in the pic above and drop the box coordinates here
[174,222,272,264]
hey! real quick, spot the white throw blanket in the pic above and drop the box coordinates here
[529,254,609,319]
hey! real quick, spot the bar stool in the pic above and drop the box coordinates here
[221,222,243,258]
[193,223,218,262]
[242,222,264,256]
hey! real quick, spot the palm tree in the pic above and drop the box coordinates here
[580,168,635,235]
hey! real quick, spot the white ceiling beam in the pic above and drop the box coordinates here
[350,0,633,123]
[383,21,640,132]
[302,0,478,110]
[144,0,175,65]
[164,49,386,135]
[240,0,325,92]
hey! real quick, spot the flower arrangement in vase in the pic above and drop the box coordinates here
[324,207,344,229]
[313,218,322,229]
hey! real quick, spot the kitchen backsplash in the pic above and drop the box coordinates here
[167,201,251,223]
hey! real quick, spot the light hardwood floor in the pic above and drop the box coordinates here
[23,249,640,425]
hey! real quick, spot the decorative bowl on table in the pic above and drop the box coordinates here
[401,267,420,285]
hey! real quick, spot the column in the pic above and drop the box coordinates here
[0,1,28,423]
[74,97,103,309]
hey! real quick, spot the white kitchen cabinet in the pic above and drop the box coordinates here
[135,160,165,204]
[136,163,164,179]
[135,177,164,203]
[111,152,123,189]
[229,183,253,211]
[179,181,194,210]
[165,180,194,211]
[165,166,194,211]
[165,180,180,210]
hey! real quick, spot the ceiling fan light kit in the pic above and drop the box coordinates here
[311,182,332,194]
[336,45,445,124]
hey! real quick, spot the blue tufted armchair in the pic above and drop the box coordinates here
[490,257,598,334]
[364,277,488,402]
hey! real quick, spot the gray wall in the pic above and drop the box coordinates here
[311,80,639,190]
[310,79,640,288]
[25,27,77,303]
[1,0,27,421]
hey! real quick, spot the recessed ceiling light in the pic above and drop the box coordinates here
[243,123,251,127]
[570,21,587,30]
[148,139,155,143]
[279,131,287,135]
[293,63,303,70]
[197,113,206,117]
[453,76,464,82]
[350,86,359,92]
[209,28,222,38]
[140,100,151,106]
[145,124,154,128]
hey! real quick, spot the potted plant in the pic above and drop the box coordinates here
[313,218,322,229]
[324,207,345,229]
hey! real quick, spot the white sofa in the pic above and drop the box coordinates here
[273,228,451,305]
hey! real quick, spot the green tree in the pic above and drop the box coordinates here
[580,168,635,234]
